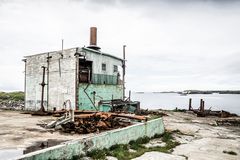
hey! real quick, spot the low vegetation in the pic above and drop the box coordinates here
[0,91,24,101]
[81,131,180,160]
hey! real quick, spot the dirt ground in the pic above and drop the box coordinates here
[0,110,239,160]
[0,110,90,150]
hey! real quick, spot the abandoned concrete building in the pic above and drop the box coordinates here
[23,27,127,111]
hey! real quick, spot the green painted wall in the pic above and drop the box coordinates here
[78,83,123,111]
[92,74,118,85]
[17,118,165,160]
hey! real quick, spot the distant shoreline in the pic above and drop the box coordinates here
[134,90,240,94]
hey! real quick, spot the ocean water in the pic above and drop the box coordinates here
[131,92,240,115]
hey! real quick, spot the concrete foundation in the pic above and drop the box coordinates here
[16,118,164,160]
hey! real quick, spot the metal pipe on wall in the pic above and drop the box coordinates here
[22,59,27,109]
[40,66,46,112]
[46,53,52,111]
[75,48,80,110]
[122,45,126,100]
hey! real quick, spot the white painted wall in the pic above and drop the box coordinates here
[25,48,77,111]
[83,48,122,76]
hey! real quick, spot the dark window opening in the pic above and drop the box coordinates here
[79,60,93,83]
[102,63,106,71]
[113,65,118,72]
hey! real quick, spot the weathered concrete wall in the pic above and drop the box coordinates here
[17,118,165,160]
[25,48,77,111]
[25,47,123,111]
[78,84,123,110]
[82,47,122,76]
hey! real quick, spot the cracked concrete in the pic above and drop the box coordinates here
[165,111,240,160]
[133,111,239,160]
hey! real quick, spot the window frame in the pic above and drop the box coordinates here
[102,63,106,71]
[113,65,118,73]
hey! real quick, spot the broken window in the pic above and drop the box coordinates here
[79,60,92,83]
[102,63,106,71]
[113,65,118,73]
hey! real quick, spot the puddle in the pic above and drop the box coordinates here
[0,148,23,159]
[0,139,66,159]
[24,139,66,154]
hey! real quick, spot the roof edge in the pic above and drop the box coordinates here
[81,47,123,61]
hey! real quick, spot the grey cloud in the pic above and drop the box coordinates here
[1,0,240,91]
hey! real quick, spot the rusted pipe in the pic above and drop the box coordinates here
[40,66,46,112]
[189,98,192,110]
[122,45,126,100]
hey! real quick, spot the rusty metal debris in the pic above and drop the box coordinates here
[139,109,168,117]
[188,98,238,118]
[99,99,140,114]
[216,118,240,127]
[44,110,146,134]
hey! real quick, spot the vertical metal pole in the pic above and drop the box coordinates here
[129,90,131,101]
[47,53,49,111]
[189,98,192,110]
[202,100,205,112]
[59,39,64,77]
[23,59,27,109]
[75,49,79,110]
[122,45,126,100]
[200,99,203,112]
[40,66,46,112]
[62,39,64,52]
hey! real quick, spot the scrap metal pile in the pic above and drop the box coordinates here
[45,110,146,134]
[188,98,238,118]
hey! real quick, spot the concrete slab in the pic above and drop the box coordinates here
[132,151,186,160]
[0,110,89,149]
[163,111,240,160]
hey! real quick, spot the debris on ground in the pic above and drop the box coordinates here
[42,110,147,134]
[139,109,168,117]
[216,118,240,127]
[187,98,239,118]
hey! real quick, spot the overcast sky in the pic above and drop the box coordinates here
[0,0,240,92]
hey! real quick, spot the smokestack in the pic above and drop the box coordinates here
[90,27,97,46]
[88,27,101,50]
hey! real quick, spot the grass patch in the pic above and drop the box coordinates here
[223,150,237,155]
[83,131,180,160]
[129,136,150,150]
[86,148,109,160]
[184,117,191,121]
[172,108,186,112]
[148,114,162,120]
